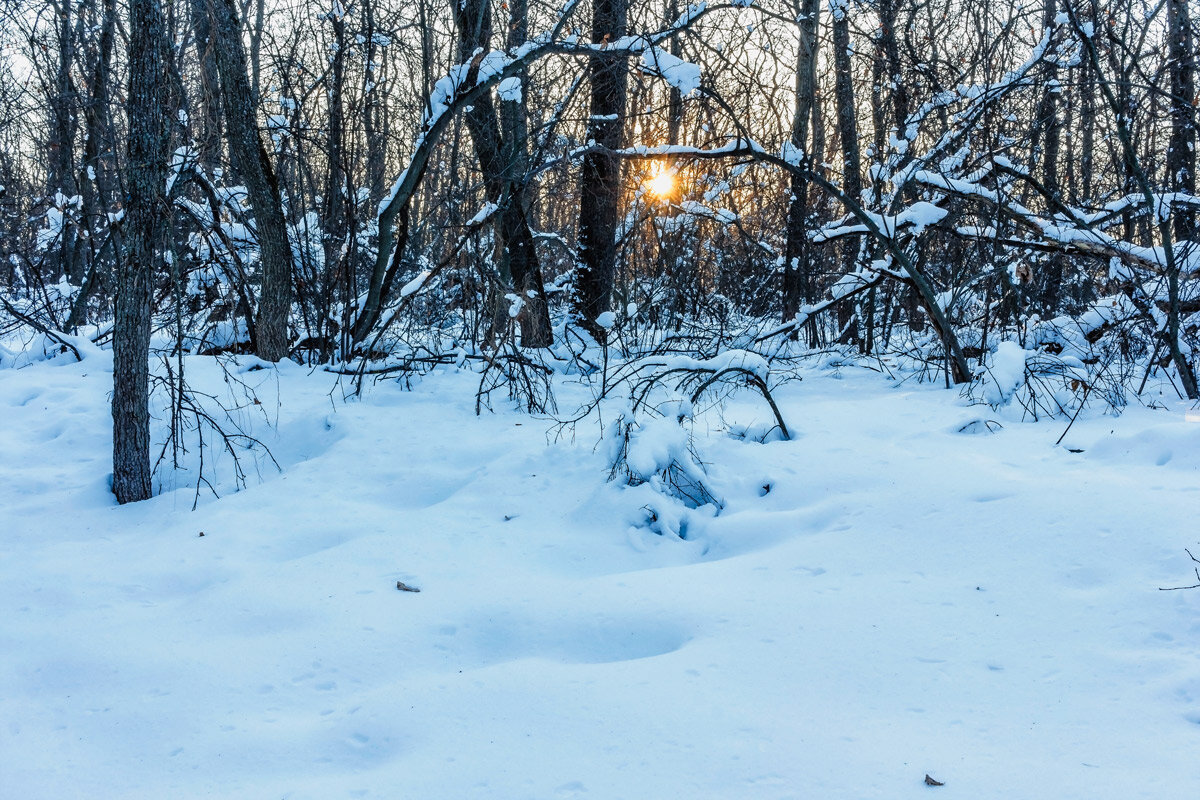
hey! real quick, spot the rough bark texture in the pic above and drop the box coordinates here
[65,0,119,333]
[499,0,553,347]
[48,0,77,198]
[1166,0,1196,241]
[47,0,80,284]
[1035,0,1065,312]
[832,2,861,188]
[454,0,553,347]
[362,0,387,207]
[208,0,292,361]
[666,0,683,146]
[781,0,820,328]
[323,6,349,316]
[831,0,861,345]
[572,0,629,341]
[190,0,224,171]
[113,0,170,504]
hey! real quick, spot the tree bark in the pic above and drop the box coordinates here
[781,0,820,331]
[47,0,81,284]
[362,0,387,207]
[1166,0,1196,242]
[208,0,292,361]
[65,0,119,333]
[113,0,170,504]
[190,0,224,171]
[1034,0,1065,313]
[572,0,629,340]
[323,3,349,321]
[831,0,861,346]
[454,0,553,347]
[499,0,553,347]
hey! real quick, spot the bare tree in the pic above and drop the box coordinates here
[572,0,630,340]
[830,0,861,346]
[1166,0,1196,242]
[781,0,819,335]
[113,0,171,503]
[207,0,292,361]
[453,0,552,347]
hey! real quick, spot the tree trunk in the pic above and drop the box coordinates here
[831,0,861,346]
[47,0,80,284]
[572,0,629,340]
[781,0,819,332]
[1035,0,1065,313]
[65,0,119,333]
[113,0,170,504]
[666,0,683,147]
[208,0,292,361]
[1166,0,1196,242]
[362,0,387,207]
[454,0,552,347]
[190,0,223,172]
[323,5,349,317]
[499,0,552,347]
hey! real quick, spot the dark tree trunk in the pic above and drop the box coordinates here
[831,0,861,346]
[48,0,77,198]
[65,0,119,333]
[113,0,170,504]
[499,0,552,347]
[876,0,923,332]
[318,5,351,362]
[878,0,910,130]
[190,0,223,171]
[572,0,629,340]
[362,0,387,207]
[1079,48,1095,202]
[666,0,683,146]
[782,0,819,332]
[1165,0,1198,396]
[47,0,80,284]
[455,0,553,347]
[208,0,292,361]
[323,5,349,322]
[1035,0,1065,313]
[1166,0,1196,242]
[832,5,861,184]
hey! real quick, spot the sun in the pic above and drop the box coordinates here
[647,166,676,199]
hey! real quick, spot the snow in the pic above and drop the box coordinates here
[900,201,949,233]
[505,292,524,318]
[631,349,771,383]
[977,340,1028,406]
[830,269,876,299]
[496,77,522,103]
[641,47,702,96]
[679,200,738,224]
[813,200,948,242]
[399,269,432,298]
[1,354,1199,799]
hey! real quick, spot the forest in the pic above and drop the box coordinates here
[1,0,1198,797]
[0,0,1196,496]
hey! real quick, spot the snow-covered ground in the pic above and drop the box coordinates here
[1,350,1198,799]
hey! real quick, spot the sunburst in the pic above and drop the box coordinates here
[646,166,676,199]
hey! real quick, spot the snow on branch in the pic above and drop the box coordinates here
[357,1,739,343]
